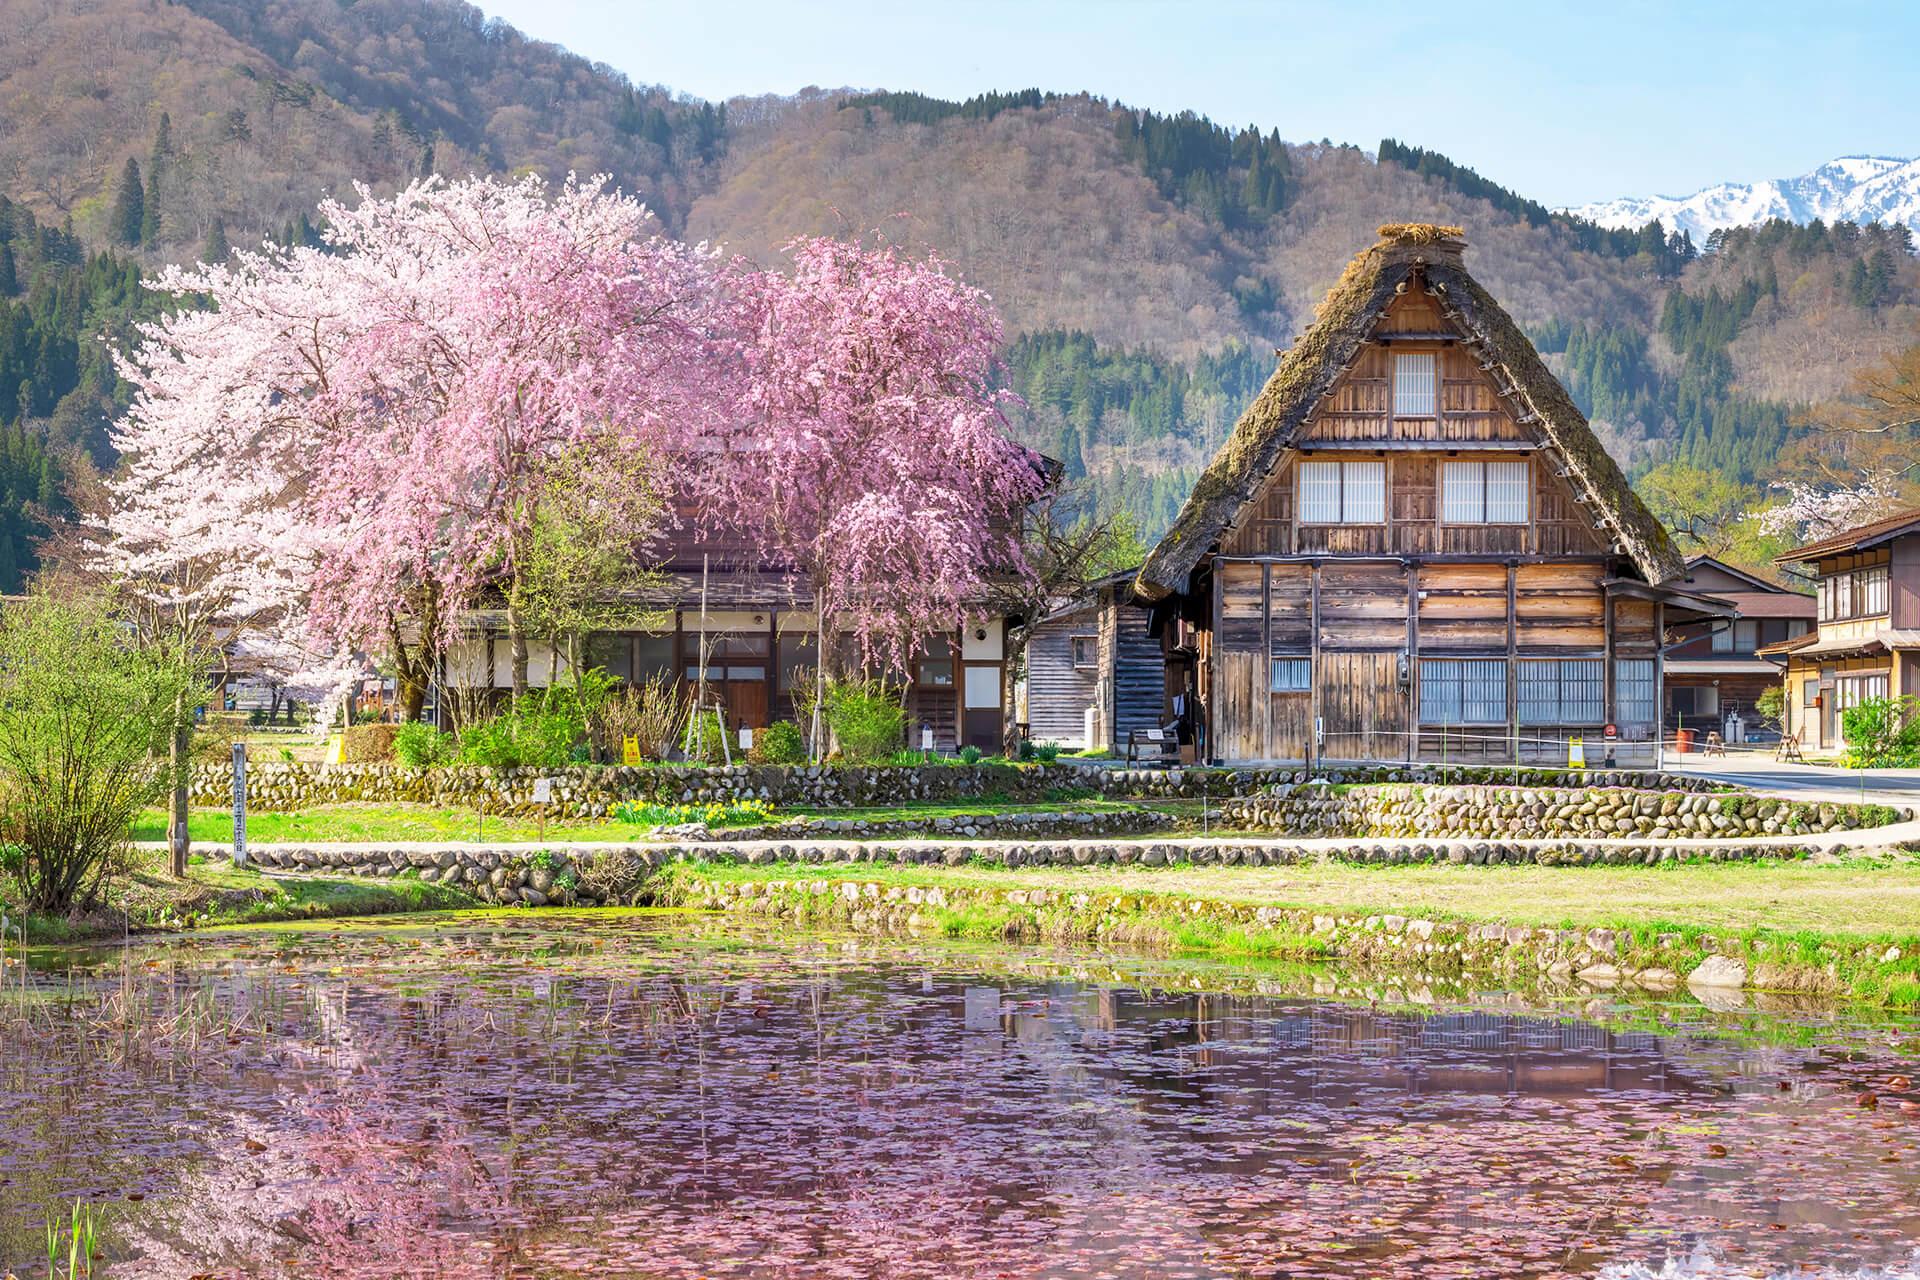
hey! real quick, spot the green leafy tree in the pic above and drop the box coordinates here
[1840,695,1920,768]
[109,158,144,247]
[504,439,669,701]
[1635,462,1762,558]
[0,593,198,913]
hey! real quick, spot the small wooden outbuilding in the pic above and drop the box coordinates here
[1024,571,1169,753]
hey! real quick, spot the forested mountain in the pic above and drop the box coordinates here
[1,0,1916,571]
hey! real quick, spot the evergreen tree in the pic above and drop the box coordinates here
[201,218,230,265]
[110,158,145,247]
[140,162,162,248]
[0,244,14,297]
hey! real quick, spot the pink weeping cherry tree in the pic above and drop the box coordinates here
[700,236,1046,751]
[103,173,732,863]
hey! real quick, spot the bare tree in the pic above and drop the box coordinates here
[982,488,1144,757]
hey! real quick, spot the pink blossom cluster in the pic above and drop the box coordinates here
[101,174,1039,678]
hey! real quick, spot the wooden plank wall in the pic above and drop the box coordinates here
[1025,608,1098,745]
[1107,589,1168,749]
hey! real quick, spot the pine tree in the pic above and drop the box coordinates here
[141,162,162,247]
[200,218,229,265]
[0,244,14,297]
[110,158,145,247]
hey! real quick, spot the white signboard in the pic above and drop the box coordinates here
[531,777,554,804]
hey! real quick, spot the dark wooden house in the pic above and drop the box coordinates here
[1661,555,1812,742]
[1024,572,1167,752]
[1134,225,1713,767]
[1763,506,1920,754]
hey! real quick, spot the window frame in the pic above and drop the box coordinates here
[1517,658,1605,726]
[1418,658,1509,726]
[1069,635,1099,671]
[1614,658,1656,726]
[1296,459,1386,526]
[914,634,956,689]
[1392,351,1437,418]
[1440,457,1531,526]
[1269,656,1311,693]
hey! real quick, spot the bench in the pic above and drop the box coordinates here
[1125,725,1180,767]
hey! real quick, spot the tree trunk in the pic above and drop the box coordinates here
[506,601,529,700]
[1001,626,1029,760]
[168,700,191,877]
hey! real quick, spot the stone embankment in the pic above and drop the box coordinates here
[1223,783,1898,839]
[662,871,1907,1002]
[190,760,1708,818]
[670,807,1178,843]
[243,815,1900,908]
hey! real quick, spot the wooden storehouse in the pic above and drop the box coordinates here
[1134,225,1717,768]
[1024,571,1168,752]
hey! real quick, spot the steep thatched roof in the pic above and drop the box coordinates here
[1134,225,1683,601]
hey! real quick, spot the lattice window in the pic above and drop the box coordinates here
[1613,658,1656,726]
[1393,352,1436,416]
[1442,459,1530,524]
[1297,460,1385,524]
[1420,658,1507,725]
[1269,657,1311,692]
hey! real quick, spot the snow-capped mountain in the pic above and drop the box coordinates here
[1568,156,1920,241]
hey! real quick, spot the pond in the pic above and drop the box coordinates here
[2,911,1917,1279]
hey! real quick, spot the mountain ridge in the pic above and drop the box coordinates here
[1569,155,1920,242]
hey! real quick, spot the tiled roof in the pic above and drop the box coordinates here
[1777,506,1920,563]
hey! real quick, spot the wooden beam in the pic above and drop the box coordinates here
[1298,441,1539,453]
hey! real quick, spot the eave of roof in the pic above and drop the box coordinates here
[1776,507,1920,564]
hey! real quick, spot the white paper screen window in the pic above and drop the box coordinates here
[1393,352,1436,416]
[1298,460,1341,523]
[1342,461,1385,523]
[1442,461,1482,523]
[1486,460,1529,522]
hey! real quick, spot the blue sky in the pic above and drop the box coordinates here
[476,0,1918,208]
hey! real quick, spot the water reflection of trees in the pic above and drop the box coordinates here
[5,925,1917,1278]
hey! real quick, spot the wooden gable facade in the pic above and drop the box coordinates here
[1136,226,1689,768]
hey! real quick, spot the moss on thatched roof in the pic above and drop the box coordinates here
[1133,230,1682,601]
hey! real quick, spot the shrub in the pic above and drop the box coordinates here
[958,744,983,765]
[824,678,906,763]
[393,721,455,767]
[1754,685,1785,730]
[1841,694,1920,768]
[1019,740,1061,763]
[0,595,196,913]
[456,695,583,768]
[749,720,807,765]
[341,723,400,763]
[593,673,684,762]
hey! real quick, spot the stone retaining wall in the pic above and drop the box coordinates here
[193,759,1711,816]
[1221,783,1899,839]
[243,825,1854,906]
[666,872,1881,999]
[676,807,1177,843]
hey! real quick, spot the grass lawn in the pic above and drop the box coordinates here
[679,856,1920,939]
[131,798,1188,845]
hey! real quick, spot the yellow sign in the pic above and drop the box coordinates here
[324,734,345,764]
[622,735,641,766]
[1568,736,1586,769]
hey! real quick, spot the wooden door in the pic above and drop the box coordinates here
[1317,652,1409,762]
[722,680,769,730]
